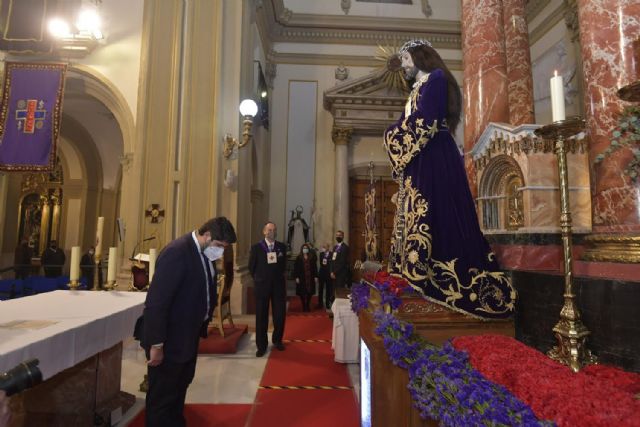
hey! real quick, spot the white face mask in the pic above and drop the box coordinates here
[203,245,224,261]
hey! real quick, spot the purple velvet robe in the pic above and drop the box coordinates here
[383,68,515,319]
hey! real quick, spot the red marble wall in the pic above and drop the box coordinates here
[503,0,535,125]
[577,0,640,232]
[462,0,511,197]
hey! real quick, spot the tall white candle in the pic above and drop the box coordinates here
[149,248,157,282]
[95,217,104,259]
[550,70,565,122]
[70,246,80,281]
[107,247,117,282]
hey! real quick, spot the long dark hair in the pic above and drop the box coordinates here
[408,45,462,134]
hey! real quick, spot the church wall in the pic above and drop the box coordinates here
[529,3,582,126]
[269,62,374,247]
[74,0,144,120]
[349,135,390,174]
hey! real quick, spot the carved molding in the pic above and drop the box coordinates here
[529,2,568,45]
[473,125,588,172]
[266,49,463,69]
[582,234,640,263]
[324,68,407,135]
[331,127,354,145]
[255,0,461,49]
[398,301,448,314]
[563,0,580,42]
[421,0,433,18]
[525,0,551,23]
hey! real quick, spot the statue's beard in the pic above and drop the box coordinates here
[404,66,418,80]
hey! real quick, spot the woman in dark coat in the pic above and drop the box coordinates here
[293,243,318,312]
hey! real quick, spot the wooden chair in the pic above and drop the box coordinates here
[130,260,149,291]
[213,246,235,337]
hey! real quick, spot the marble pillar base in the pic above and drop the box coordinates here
[8,342,135,427]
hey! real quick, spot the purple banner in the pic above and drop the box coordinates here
[0,62,66,171]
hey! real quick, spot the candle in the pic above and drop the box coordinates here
[550,70,565,122]
[95,217,104,259]
[70,246,80,281]
[149,248,157,282]
[107,247,117,282]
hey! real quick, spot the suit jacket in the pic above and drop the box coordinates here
[318,251,331,280]
[142,232,216,363]
[329,242,350,287]
[248,240,287,298]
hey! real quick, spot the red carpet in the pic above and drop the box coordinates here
[250,389,359,427]
[128,403,252,427]
[287,295,324,313]
[198,325,248,354]
[260,342,351,387]
[284,315,333,341]
[250,295,359,426]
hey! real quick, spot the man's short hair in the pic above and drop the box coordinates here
[198,217,237,244]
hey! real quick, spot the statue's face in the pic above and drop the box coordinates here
[401,52,418,80]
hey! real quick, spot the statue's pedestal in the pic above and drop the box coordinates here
[359,285,514,427]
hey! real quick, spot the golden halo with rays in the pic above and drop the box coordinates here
[374,43,409,94]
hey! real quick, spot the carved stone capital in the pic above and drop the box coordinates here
[332,127,353,145]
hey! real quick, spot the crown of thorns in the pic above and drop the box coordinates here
[399,39,432,54]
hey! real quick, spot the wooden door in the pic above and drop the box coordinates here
[349,178,398,280]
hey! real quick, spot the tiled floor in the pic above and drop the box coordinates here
[116,313,360,426]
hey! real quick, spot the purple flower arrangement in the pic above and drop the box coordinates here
[350,281,371,314]
[352,279,552,427]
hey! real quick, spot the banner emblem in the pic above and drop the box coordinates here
[15,100,47,134]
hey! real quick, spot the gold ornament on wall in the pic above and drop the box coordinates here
[145,204,165,224]
[374,44,409,94]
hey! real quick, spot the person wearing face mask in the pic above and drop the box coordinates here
[317,243,332,309]
[41,240,66,278]
[141,216,236,427]
[293,244,318,312]
[80,246,99,288]
[329,230,351,290]
[248,221,287,357]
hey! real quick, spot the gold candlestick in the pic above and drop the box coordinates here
[68,279,80,290]
[535,117,597,372]
[92,257,101,291]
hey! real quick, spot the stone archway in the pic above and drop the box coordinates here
[478,155,525,232]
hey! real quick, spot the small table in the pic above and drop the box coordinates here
[331,298,359,363]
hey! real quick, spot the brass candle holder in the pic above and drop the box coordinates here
[535,117,597,372]
[104,280,117,291]
[92,256,102,291]
[68,279,80,290]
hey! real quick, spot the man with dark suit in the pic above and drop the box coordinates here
[142,216,236,427]
[248,222,287,357]
[330,230,351,290]
[41,240,65,278]
[317,243,332,309]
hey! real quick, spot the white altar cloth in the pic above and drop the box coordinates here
[0,290,146,380]
[331,298,359,363]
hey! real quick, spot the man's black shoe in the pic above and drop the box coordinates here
[256,349,266,357]
[274,343,285,351]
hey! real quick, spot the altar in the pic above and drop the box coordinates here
[0,290,146,426]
